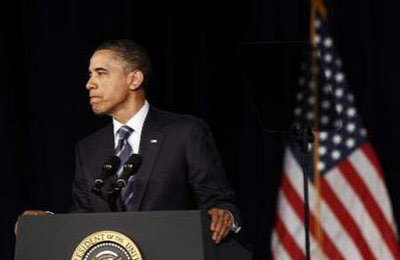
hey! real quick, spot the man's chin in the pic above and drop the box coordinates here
[93,111,112,118]
[91,107,107,116]
[91,104,112,117]
[92,110,104,115]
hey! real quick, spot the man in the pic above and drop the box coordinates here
[21,40,240,243]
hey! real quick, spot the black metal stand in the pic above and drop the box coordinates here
[291,123,314,260]
[106,184,123,212]
[91,183,122,212]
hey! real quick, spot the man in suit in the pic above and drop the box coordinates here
[22,40,240,243]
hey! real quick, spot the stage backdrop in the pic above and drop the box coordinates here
[1,0,400,259]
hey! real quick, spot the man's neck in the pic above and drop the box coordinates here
[112,99,145,124]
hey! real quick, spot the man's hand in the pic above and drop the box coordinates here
[208,208,233,244]
[14,210,51,235]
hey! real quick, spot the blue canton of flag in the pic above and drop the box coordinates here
[292,17,367,174]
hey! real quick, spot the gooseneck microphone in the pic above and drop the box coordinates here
[116,154,142,190]
[91,156,121,197]
[107,154,142,212]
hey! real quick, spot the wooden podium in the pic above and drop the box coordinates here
[15,210,252,260]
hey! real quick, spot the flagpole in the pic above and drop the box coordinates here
[310,0,328,258]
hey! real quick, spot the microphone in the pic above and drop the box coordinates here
[92,156,121,191]
[106,154,141,212]
[115,154,142,189]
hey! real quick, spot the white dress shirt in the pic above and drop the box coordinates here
[112,100,150,152]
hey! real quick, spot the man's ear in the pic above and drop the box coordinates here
[128,70,144,91]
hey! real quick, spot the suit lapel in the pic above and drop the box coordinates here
[89,123,115,179]
[131,107,164,211]
[102,124,115,160]
[86,123,115,211]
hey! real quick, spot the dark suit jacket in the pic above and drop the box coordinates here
[71,106,240,222]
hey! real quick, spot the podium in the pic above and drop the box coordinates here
[15,210,252,260]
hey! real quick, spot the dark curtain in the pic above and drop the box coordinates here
[2,1,400,259]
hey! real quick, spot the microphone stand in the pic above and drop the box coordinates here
[91,181,120,212]
[106,184,123,212]
[291,123,314,260]
[96,154,142,212]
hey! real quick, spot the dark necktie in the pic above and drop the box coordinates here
[115,125,134,167]
[115,125,135,209]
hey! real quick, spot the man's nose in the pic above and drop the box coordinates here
[86,77,96,90]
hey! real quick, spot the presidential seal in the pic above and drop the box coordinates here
[71,230,143,260]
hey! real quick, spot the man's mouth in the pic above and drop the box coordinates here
[90,96,102,104]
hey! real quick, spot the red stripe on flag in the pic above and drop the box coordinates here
[270,251,276,260]
[339,160,400,259]
[275,216,305,259]
[361,142,384,179]
[320,177,375,259]
[281,174,345,259]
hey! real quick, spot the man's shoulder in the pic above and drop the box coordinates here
[76,123,112,148]
[151,107,208,131]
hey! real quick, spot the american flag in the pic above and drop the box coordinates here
[270,16,399,259]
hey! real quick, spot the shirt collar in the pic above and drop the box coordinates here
[113,100,150,137]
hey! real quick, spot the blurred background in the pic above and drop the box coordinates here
[2,0,400,259]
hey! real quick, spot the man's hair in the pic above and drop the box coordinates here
[95,39,151,84]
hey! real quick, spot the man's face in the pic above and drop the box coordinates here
[86,49,132,116]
